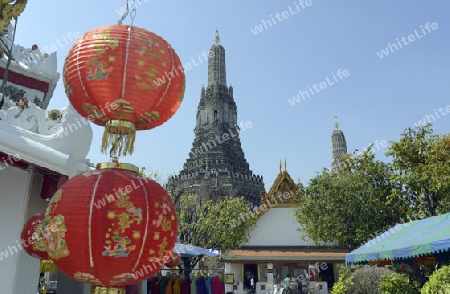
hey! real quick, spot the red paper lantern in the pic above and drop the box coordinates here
[63,24,185,156]
[164,252,180,268]
[21,212,49,260]
[42,163,178,290]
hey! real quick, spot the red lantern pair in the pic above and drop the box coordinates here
[42,164,178,289]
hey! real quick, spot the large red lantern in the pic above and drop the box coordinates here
[20,212,49,260]
[63,24,185,156]
[42,163,178,290]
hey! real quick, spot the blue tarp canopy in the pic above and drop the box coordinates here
[173,243,219,257]
[346,212,450,264]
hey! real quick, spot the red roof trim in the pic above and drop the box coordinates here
[0,151,29,170]
[0,67,49,98]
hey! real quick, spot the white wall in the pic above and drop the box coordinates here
[225,263,243,293]
[0,165,33,294]
[14,170,49,294]
[246,208,314,247]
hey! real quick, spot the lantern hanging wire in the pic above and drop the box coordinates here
[117,0,138,26]
[101,0,141,157]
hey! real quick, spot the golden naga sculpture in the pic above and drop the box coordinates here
[0,0,27,36]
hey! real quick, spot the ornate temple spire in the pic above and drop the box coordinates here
[331,116,348,170]
[168,32,265,207]
[215,29,220,44]
[208,29,226,87]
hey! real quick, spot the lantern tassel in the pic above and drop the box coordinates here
[93,286,125,294]
[39,260,56,273]
[101,120,136,156]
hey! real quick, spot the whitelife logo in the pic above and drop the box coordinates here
[376,22,439,59]
[250,0,313,35]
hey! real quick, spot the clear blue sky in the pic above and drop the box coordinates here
[14,0,450,190]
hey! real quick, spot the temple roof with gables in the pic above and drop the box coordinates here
[259,158,301,210]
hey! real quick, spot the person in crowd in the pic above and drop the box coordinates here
[275,273,281,285]
[250,274,256,294]
[295,274,304,294]
[283,274,291,294]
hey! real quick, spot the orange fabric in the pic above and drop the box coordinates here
[166,277,175,294]
[64,24,185,130]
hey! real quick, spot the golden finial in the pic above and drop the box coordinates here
[279,160,282,174]
[284,156,287,172]
[334,116,339,129]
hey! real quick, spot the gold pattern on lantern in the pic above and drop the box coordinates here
[91,30,118,56]
[108,55,116,62]
[42,215,70,260]
[102,190,142,258]
[74,272,103,286]
[146,49,161,61]
[110,98,134,120]
[86,58,114,81]
[137,111,159,124]
[110,273,136,287]
[107,211,116,219]
[161,219,171,232]
[137,82,153,90]
[82,103,109,123]
[47,189,63,214]
[158,237,168,257]
[132,231,141,239]
[145,66,158,80]
[154,232,160,240]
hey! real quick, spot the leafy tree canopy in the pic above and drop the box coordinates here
[387,123,450,217]
[295,148,403,249]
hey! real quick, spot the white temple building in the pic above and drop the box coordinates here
[0,24,93,294]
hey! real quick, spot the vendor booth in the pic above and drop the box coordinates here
[346,212,450,264]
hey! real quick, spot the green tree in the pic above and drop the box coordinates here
[163,174,257,275]
[420,265,450,293]
[380,272,417,294]
[175,193,257,275]
[387,124,450,218]
[331,265,353,294]
[295,148,403,249]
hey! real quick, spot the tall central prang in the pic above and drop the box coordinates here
[167,31,265,206]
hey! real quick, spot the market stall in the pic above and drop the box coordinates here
[346,212,450,264]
